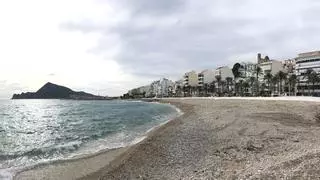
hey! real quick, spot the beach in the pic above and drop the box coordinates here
[15,97,320,179]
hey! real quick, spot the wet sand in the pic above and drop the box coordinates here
[15,98,320,179]
[14,147,129,180]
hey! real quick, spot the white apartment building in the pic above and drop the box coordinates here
[215,66,233,81]
[149,80,160,97]
[295,51,320,96]
[159,78,174,97]
[183,71,198,87]
[258,58,283,81]
[198,69,215,86]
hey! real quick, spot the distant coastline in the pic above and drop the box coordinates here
[12,82,113,100]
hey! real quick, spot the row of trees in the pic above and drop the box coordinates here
[175,64,320,97]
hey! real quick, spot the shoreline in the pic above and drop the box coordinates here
[12,101,183,180]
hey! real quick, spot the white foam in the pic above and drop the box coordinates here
[130,136,147,145]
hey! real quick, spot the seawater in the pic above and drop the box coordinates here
[0,99,179,178]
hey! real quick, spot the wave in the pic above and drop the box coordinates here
[1,101,182,180]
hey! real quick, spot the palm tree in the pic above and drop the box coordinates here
[264,72,273,96]
[277,71,287,95]
[272,75,279,95]
[232,63,242,79]
[243,81,250,96]
[254,66,263,96]
[260,83,267,96]
[249,76,255,96]
[183,85,191,97]
[203,83,209,97]
[221,81,227,95]
[226,77,233,95]
[209,81,216,96]
[308,71,320,96]
[232,63,242,96]
[304,69,314,96]
[239,79,244,96]
[215,75,222,96]
[288,74,297,96]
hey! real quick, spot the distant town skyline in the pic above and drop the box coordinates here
[1,0,320,98]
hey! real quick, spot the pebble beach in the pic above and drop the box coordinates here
[15,97,320,179]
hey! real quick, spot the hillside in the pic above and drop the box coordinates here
[12,82,109,100]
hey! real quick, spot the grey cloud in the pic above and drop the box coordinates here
[62,0,320,81]
[107,0,186,16]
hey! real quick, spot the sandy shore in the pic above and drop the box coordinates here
[14,147,129,180]
[15,98,320,179]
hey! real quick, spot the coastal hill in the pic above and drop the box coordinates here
[12,82,110,100]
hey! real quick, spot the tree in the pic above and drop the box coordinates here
[197,84,203,97]
[288,74,297,96]
[304,69,314,96]
[243,81,250,96]
[226,77,233,95]
[209,81,216,96]
[264,72,273,96]
[308,71,320,96]
[249,76,255,96]
[239,79,244,96]
[221,81,227,95]
[272,74,279,95]
[277,71,287,95]
[183,85,191,97]
[254,66,263,96]
[260,83,267,96]
[215,75,222,96]
[203,83,209,97]
[232,63,242,96]
[232,63,242,79]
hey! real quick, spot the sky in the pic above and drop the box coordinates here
[1,0,320,98]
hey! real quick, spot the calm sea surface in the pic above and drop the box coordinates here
[0,99,179,176]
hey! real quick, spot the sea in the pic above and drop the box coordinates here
[0,99,180,179]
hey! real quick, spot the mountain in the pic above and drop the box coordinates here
[12,82,110,100]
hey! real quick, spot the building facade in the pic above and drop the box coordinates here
[295,51,320,96]
[198,69,215,86]
[183,71,198,87]
[239,62,256,79]
[215,66,233,81]
[257,54,283,81]
[283,59,296,74]
[159,78,174,97]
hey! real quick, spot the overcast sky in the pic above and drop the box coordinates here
[1,0,320,98]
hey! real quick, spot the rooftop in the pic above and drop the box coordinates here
[298,51,320,58]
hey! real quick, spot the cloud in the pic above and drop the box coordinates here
[61,0,320,84]
[119,0,186,16]
[2,0,320,97]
